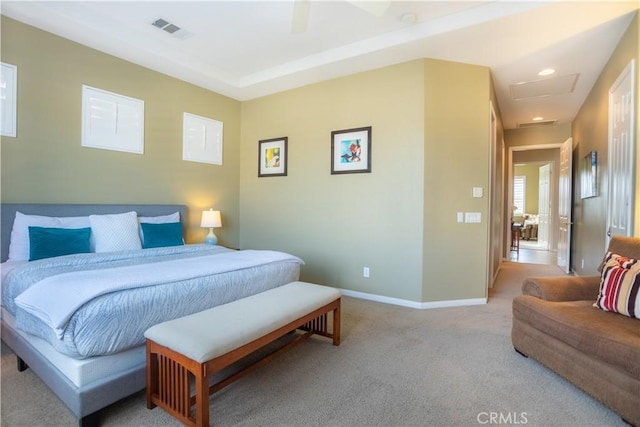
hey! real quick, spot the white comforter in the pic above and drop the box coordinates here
[3,245,303,358]
[15,249,302,338]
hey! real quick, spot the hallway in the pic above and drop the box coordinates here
[509,240,557,265]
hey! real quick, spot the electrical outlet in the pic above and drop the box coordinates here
[581,259,585,269]
[363,267,370,278]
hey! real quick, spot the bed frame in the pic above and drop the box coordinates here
[1,203,188,427]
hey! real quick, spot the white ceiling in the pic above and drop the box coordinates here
[2,1,639,129]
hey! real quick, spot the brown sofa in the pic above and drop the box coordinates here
[512,235,640,426]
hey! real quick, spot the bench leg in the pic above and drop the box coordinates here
[195,366,209,427]
[147,341,202,427]
[333,300,341,346]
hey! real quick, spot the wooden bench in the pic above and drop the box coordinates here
[144,281,341,427]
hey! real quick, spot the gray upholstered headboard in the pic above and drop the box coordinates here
[1,204,188,262]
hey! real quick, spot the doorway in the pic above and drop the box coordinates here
[507,146,562,266]
[512,161,552,263]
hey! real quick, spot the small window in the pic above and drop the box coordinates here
[182,113,223,165]
[1,62,17,137]
[81,85,144,154]
[513,175,526,216]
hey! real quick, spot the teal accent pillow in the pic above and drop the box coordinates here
[28,226,91,261]
[140,222,184,249]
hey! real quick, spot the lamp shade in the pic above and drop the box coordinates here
[200,209,221,228]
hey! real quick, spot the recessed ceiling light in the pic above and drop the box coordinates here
[532,116,544,121]
[538,68,555,76]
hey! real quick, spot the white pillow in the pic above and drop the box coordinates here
[90,211,142,253]
[8,212,91,261]
[138,212,180,225]
[138,212,181,243]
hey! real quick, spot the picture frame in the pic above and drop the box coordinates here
[331,126,371,174]
[258,137,287,177]
[580,150,597,199]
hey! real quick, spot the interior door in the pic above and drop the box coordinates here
[538,164,551,249]
[557,138,572,273]
[607,60,636,242]
[488,102,501,287]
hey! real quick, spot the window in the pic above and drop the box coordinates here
[513,175,526,216]
[1,62,17,137]
[81,85,145,154]
[182,113,223,165]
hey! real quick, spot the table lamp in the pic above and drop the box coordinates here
[200,209,221,245]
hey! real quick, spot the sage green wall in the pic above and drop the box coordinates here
[572,11,639,275]
[240,61,425,302]
[505,124,571,149]
[3,17,496,304]
[0,17,241,246]
[423,59,490,302]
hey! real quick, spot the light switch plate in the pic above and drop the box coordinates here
[472,187,483,198]
[465,212,481,223]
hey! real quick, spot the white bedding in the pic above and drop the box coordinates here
[0,260,26,311]
[4,245,303,358]
[15,249,302,338]
[1,260,26,283]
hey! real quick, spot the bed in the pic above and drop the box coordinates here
[0,203,303,426]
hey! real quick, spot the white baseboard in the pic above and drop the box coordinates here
[338,288,487,309]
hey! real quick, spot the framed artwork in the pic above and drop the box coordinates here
[258,137,287,177]
[331,126,371,174]
[580,150,597,199]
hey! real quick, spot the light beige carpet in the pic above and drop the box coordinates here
[1,262,625,426]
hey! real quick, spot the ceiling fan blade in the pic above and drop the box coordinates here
[291,0,310,34]
[347,0,391,17]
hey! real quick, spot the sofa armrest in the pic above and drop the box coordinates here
[522,275,601,302]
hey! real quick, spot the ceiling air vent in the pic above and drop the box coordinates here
[518,120,557,128]
[151,18,187,37]
[163,24,181,34]
[152,18,170,29]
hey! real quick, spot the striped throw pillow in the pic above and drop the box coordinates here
[594,252,640,318]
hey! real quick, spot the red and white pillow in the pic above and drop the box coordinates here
[595,252,640,319]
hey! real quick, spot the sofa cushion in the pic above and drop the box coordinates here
[598,235,640,272]
[513,295,640,380]
[595,252,640,319]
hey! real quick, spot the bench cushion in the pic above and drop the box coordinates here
[144,281,341,363]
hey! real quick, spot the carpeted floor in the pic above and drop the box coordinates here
[1,262,625,426]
